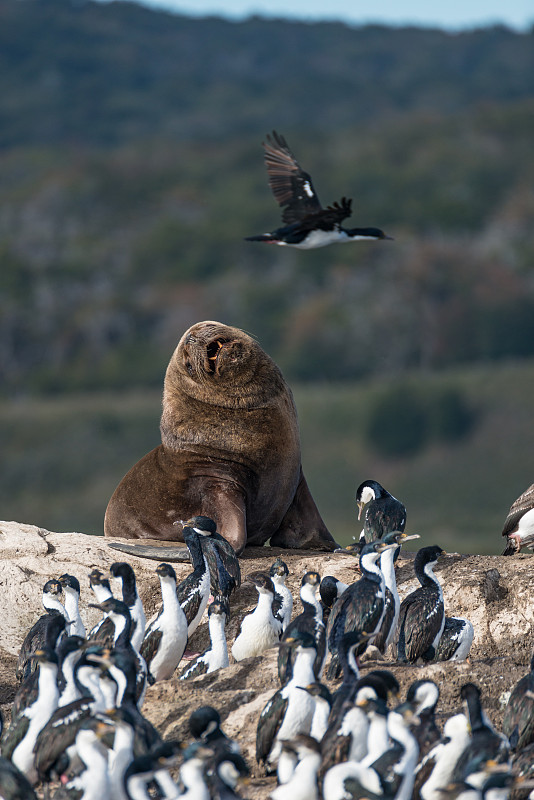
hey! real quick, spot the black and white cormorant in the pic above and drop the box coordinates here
[188,706,240,758]
[146,739,184,800]
[271,735,322,800]
[57,634,88,707]
[176,524,212,640]
[109,563,146,652]
[209,750,250,800]
[406,680,441,757]
[159,742,209,800]
[356,479,407,546]
[123,746,181,800]
[373,531,420,654]
[52,724,111,800]
[187,709,243,799]
[12,611,67,720]
[434,616,474,662]
[58,574,86,638]
[453,683,510,785]
[2,648,60,784]
[270,557,293,632]
[278,571,324,685]
[256,631,317,773]
[299,683,332,742]
[319,665,395,776]
[326,540,397,679]
[32,649,113,785]
[140,562,188,683]
[245,131,392,249]
[405,680,442,798]
[177,516,241,602]
[0,755,38,800]
[325,631,371,719]
[503,647,534,752]
[86,647,161,757]
[501,482,534,555]
[87,568,114,643]
[88,598,147,708]
[322,701,419,800]
[396,545,446,664]
[231,572,282,661]
[180,597,229,680]
[419,713,471,800]
[16,578,67,683]
[321,682,388,776]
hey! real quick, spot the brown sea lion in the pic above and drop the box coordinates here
[104,320,337,557]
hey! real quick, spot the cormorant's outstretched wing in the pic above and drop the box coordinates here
[263,131,323,224]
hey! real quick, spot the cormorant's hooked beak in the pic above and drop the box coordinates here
[397,533,420,542]
[357,501,365,520]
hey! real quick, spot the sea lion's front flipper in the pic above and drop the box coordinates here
[199,479,248,556]
[107,542,191,562]
[269,468,339,551]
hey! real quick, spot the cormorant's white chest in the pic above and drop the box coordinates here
[281,229,349,249]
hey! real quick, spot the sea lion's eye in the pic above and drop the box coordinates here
[185,361,193,376]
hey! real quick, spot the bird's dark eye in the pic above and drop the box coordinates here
[186,361,193,376]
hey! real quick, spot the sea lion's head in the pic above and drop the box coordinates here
[164,321,286,408]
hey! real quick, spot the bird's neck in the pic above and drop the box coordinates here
[159,577,180,614]
[109,665,130,707]
[465,692,486,732]
[179,758,207,792]
[74,740,109,800]
[92,584,113,603]
[293,751,321,787]
[362,712,389,767]
[43,595,68,620]
[300,585,321,618]
[417,561,440,590]
[360,554,384,586]
[208,615,228,659]
[380,548,398,593]
[111,613,131,649]
[154,768,179,799]
[290,647,316,687]
[35,662,59,714]
[127,775,154,800]
[387,713,419,800]
[187,533,209,575]
[58,651,82,706]
[339,643,360,684]
[109,722,135,798]
[254,590,276,621]
[415,685,440,715]
[63,590,80,619]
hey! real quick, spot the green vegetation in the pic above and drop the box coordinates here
[0,2,533,397]
[1,362,533,554]
[363,383,477,456]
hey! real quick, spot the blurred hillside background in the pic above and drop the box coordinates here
[1,0,534,552]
